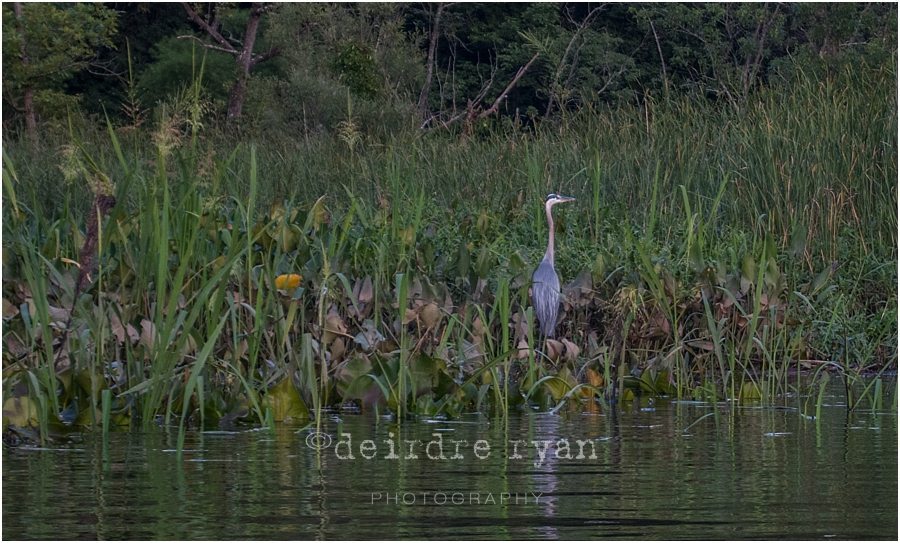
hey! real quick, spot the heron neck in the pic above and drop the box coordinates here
[544,202,555,262]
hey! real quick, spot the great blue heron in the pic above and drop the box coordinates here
[532,193,575,338]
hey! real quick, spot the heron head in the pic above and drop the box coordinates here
[545,193,576,207]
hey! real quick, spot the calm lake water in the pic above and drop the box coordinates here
[3,387,897,540]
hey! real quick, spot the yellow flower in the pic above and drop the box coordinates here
[274,274,302,290]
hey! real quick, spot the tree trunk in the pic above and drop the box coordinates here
[649,20,669,98]
[226,75,248,121]
[181,2,279,124]
[418,3,446,121]
[13,2,37,142]
[22,86,36,142]
[225,4,262,122]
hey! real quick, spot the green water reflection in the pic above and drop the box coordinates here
[3,392,897,539]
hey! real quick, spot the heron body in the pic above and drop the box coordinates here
[532,193,575,338]
[533,256,561,337]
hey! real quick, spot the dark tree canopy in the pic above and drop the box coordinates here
[1,2,896,139]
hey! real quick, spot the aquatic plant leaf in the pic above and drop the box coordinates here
[140,319,156,350]
[109,312,126,344]
[2,396,38,428]
[542,372,576,402]
[511,311,529,342]
[739,381,761,400]
[765,258,781,289]
[592,252,607,282]
[516,339,530,360]
[654,370,676,395]
[585,368,603,387]
[688,340,715,351]
[560,338,580,361]
[304,195,328,231]
[110,312,139,345]
[268,202,286,222]
[764,234,777,262]
[4,333,28,358]
[459,339,484,371]
[343,374,382,402]
[409,354,443,393]
[741,255,756,292]
[563,271,593,306]
[323,309,347,345]
[689,240,704,274]
[279,224,302,253]
[509,250,526,273]
[357,276,373,304]
[2,297,19,320]
[27,299,68,326]
[403,307,418,325]
[544,339,564,362]
[262,378,309,422]
[456,240,470,279]
[336,354,372,385]
[810,265,832,295]
[476,246,493,278]
[353,319,384,351]
[420,302,441,328]
[789,225,807,257]
[75,369,106,396]
[639,368,658,393]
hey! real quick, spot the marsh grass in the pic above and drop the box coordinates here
[1,59,896,440]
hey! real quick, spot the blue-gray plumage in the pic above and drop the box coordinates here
[532,193,575,338]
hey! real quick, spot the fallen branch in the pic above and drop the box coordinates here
[427,51,540,130]
[478,51,540,119]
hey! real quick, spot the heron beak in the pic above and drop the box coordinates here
[558,195,576,203]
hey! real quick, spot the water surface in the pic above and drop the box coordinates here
[3,390,897,539]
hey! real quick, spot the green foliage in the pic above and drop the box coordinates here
[332,43,380,99]
[3,3,896,135]
[248,3,421,136]
[631,3,896,105]
[2,3,117,123]
[1,57,895,439]
[0,5,896,438]
[136,37,233,109]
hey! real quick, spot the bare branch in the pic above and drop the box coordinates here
[425,51,540,130]
[250,47,281,67]
[649,19,668,96]
[177,34,239,56]
[86,63,125,79]
[252,3,278,16]
[742,4,779,100]
[418,3,452,119]
[180,2,238,54]
[471,54,499,105]
[546,4,605,116]
[478,51,540,119]
[596,65,626,96]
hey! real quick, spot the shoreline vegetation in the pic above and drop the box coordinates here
[1,4,897,442]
